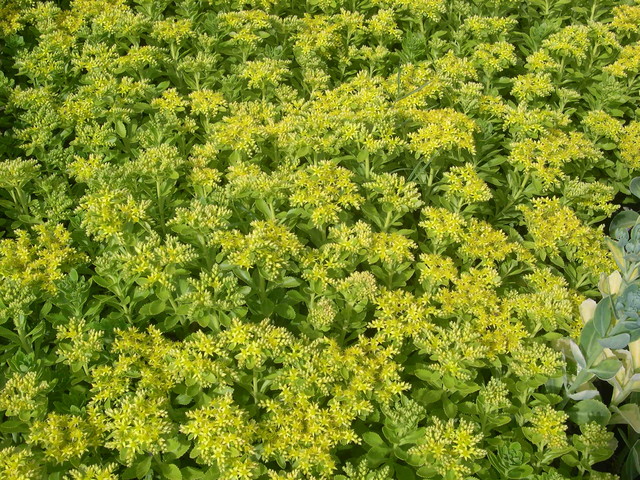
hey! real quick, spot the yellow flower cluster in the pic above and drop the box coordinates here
[189,89,227,117]
[102,389,173,465]
[0,446,40,479]
[510,341,563,378]
[474,304,528,357]
[226,161,294,202]
[178,267,247,323]
[27,413,100,463]
[371,288,433,342]
[620,120,640,169]
[444,163,493,204]
[0,223,82,294]
[110,233,196,291]
[582,110,623,141]
[509,130,601,188]
[215,220,303,280]
[308,297,337,330]
[462,15,517,39]
[240,58,291,89]
[479,378,510,412]
[507,267,583,335]
[386,0,446,20]
[419,206,467,244]
[290,161,364,228]
[89,327,175,403]
[55,317,103,370]
[168,200,231,244]
[332,271,378,307]
[579,422,614,450]
[151,17,193,43]
[417,321,488,381]
[0,371,48,419]
[408,108,477,158]
[216,318,295,370]
[511,73,554,102]
[0,157,39,190]
[501,104,570,138]
[518,197,614,276]
[408,417,485,480]
[526,405,569,450]
[458,218,516,264]
[363,172,423,214]
[261,335,408,475]
[542,25,591,63]
[419,253,458,287]
[181,394,258,477]
[368,9,402,41]
[604,43,640,77]
[436,267,501,317]
[63,463,118,480]
[370,231,416,267]
[611,4,640,35]
[563,179,618,217]
[150,88,186,113]
[433,51,478,83]
[77,187,150,241]
[472,41,517,74]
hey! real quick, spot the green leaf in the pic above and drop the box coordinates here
[140,300,166,316]
[630,177,640,199]
[568,399,611,426]
[160,464,182,480]
[274,303,296,320]
[0,419,29,433]
[416,465,438,478]
[0,325,21,344]
[362,432,386,448]
[580,318,603,365]
[135,455,152,478]
[115,121,127,138]
[610,210,639,235]
[366,445,391,463]
[165,436,190,459]
[414,369,439,383]
[589,358,622,380]
[599,333,630,350]
[394,464,416,480]
[611,404,640,433]
[593,299,612,337]
[279,276,301,288]
[382,425,400,444]
[507,465,534,479]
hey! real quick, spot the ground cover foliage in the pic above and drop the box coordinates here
[1,0,640,478]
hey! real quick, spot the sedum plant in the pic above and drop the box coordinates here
[559,177,640,480]
[0,0,639,479]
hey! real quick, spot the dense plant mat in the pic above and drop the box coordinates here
[1,0,640,479]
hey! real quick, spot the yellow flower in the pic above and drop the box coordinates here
[181,394,258,475]
[408,417,485,479]
[290,161,363,228]
[526,405,569,450]
[419,206,467,243]
[620,120,640,169]
[408,108,477,158]
[0,223,83,294]
[0,371,48,419]
[508,130,600,188]
[27,412,100,463]
[444,163,493,204]
[611,4,640,35]
[511,341,563,378]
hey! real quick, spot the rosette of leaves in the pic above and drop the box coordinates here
[559,177,640,480]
